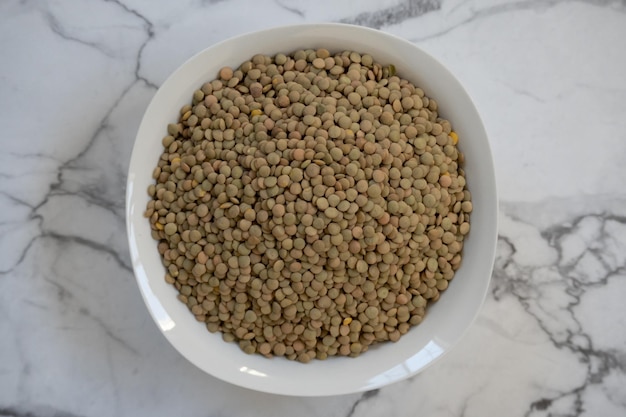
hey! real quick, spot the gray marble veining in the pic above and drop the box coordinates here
[1,0,625,416]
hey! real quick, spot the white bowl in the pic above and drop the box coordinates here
[126,23,497,396]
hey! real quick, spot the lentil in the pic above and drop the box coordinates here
[146,49,472,362]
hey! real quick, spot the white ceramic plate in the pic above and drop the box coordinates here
[126,23,497,396]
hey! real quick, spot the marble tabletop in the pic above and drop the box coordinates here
[2,0,626,416]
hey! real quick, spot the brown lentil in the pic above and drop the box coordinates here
[146,49,471,362]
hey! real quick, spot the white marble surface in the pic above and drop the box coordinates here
[1,0,625,416]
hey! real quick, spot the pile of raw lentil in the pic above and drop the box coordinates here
[145,48,472,363]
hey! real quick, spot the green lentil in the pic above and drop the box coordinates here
[146,48,471,363]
